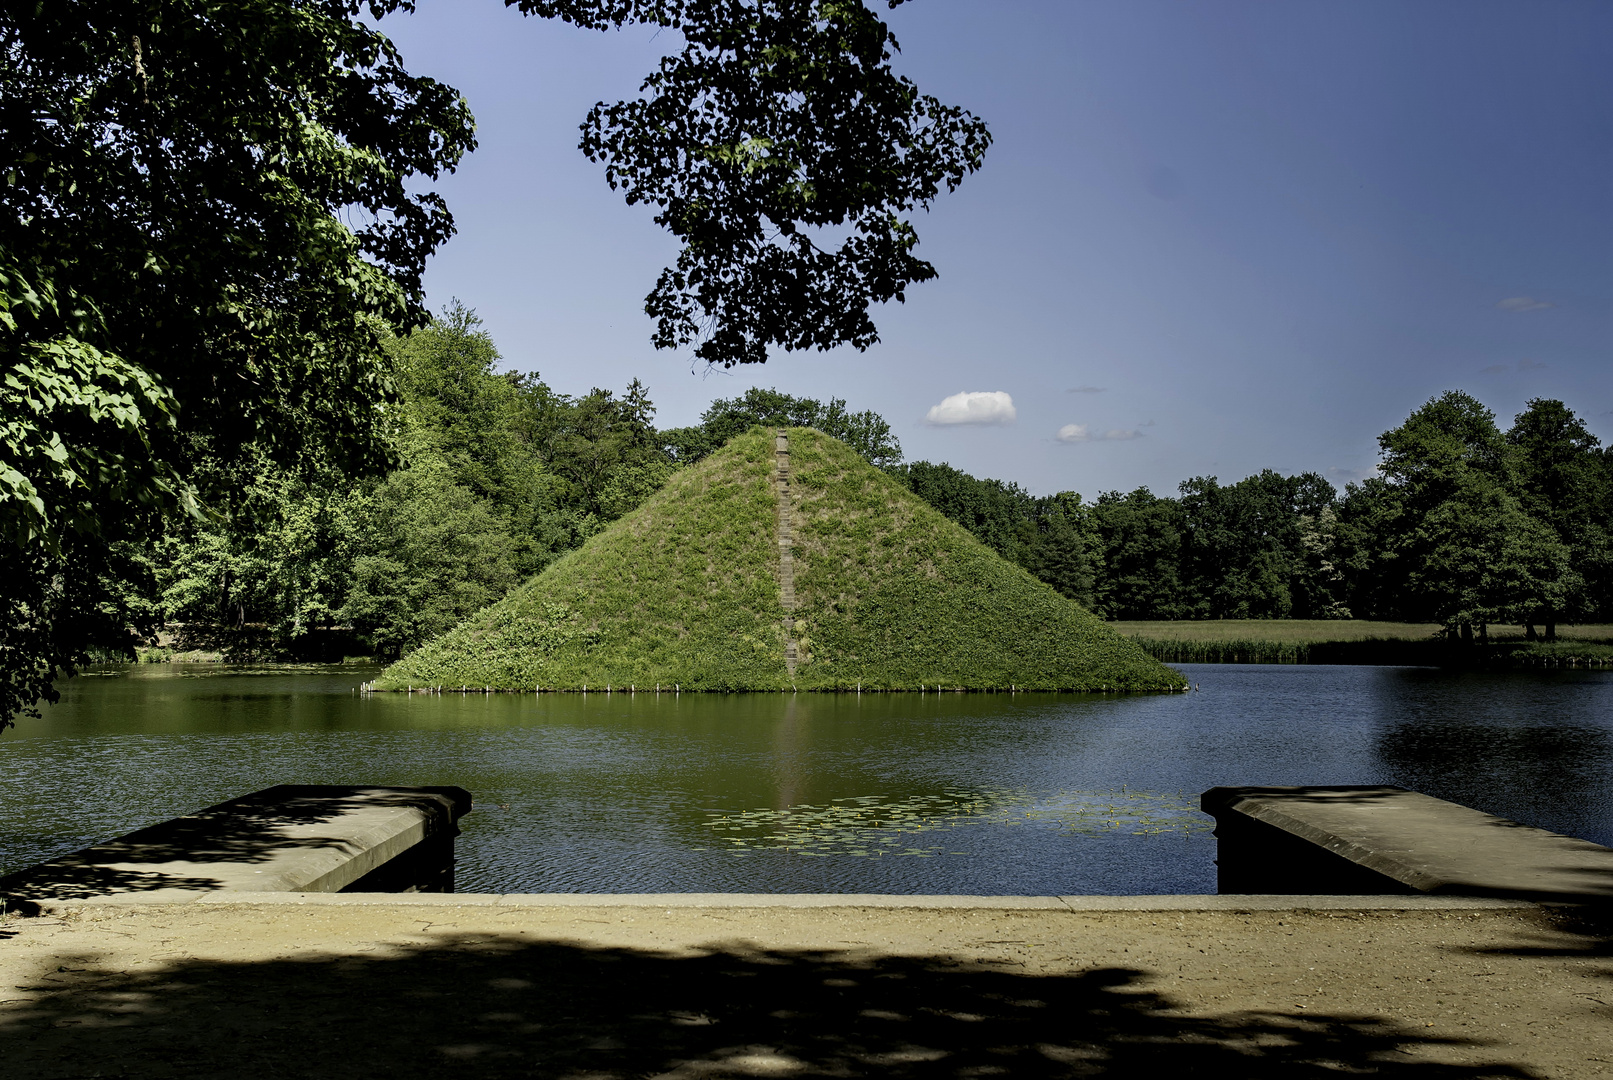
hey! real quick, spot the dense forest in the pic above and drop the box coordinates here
[111,311,1611,661]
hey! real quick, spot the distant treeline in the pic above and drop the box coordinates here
[108,308,1611,661]
[896,394,1612,641]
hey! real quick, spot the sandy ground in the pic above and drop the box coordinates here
[1,901,1610,1079]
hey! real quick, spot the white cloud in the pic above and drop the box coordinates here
[1067,385,1106,394]
[1496,296,1554,313]
[925,391,1017,426]
[1480,363,1510,375]
[1518,357,1548,371]
[1057,424,1143,443]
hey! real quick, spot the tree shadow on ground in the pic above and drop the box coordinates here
[4,933,1537,1079]
[1458,905,1613,967]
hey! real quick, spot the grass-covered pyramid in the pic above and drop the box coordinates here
[375,428,1185,692]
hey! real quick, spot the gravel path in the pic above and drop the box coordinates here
[2,901,1609,1078]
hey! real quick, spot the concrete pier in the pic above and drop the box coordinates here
[0,785,470,908]
[1202,784,1613,903]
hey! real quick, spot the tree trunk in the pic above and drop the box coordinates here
[1525,623,1538,642]
[1460,621,1474,645]
[1545,619,1557,643]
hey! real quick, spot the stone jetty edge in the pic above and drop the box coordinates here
[14,892,1532,915]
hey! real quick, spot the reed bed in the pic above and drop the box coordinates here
[1125,625,1613,668]
[1128,638,1313,664]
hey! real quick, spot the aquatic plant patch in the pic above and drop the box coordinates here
[696,788,1210,858]
[1509,641,1613,666]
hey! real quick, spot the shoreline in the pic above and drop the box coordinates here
[9,890,1535,916]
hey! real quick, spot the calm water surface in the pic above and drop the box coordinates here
[3,663,1609,895]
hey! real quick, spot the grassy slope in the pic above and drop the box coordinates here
[377,427,1185,691]
[376,428,790,691]
[785,429,1182,691]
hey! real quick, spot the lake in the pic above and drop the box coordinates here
[3,663,1609,895]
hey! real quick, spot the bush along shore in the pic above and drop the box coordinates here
[375,428,1187,694]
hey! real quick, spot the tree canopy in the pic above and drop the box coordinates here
[524,0,990,366]
[2,0,477,725]
[1335,391,1600,640]
[660,386,902,468]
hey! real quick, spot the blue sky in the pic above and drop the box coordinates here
[378,0,1612,497]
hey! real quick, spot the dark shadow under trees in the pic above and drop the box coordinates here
[3,933,1544,1079]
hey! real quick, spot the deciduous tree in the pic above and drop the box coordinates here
[663,386,903,468]
[1506,398,1609,637]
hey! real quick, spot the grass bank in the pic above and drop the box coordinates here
[377,428,1184,692]
[1113,620,1613,667]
